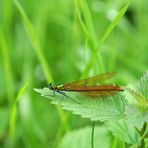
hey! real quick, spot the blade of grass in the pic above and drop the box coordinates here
[75,0,89,38]
[0,27,15,104]
[76,0,97,49]
[100,0,132,45]
[3,0,13,30]
[13,0,52,83]
[82,0,132,74]
[75,0,105,74]
[9,81,29,139]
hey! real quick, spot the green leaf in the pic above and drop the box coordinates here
[105,118,140,144]
[123,71,148,137]
[34,88,126,121]
[125,105,148,129]
[137,71,148,100]
[58,126,112,148]
[127,71,148,111]
[127,88,146,105]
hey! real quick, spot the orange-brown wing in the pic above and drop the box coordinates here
[64,71,116,86]
[78,91,118,99]
[63,84,124,91]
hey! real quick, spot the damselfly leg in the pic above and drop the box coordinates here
[57,90,81,104]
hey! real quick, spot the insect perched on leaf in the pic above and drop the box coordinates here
[48,71,124,104]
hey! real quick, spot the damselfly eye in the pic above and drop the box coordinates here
[48,83,53,89]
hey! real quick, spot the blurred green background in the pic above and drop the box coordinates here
[0,0,148,147]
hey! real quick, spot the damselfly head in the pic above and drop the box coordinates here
[48,82,54,90]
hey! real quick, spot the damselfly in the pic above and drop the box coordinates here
[48,71,124,103]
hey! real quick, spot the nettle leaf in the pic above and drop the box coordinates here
[105,118,140,144]
[137,71,148,99]
[34,88,126,121]
[126,71,148,129]
[125,105,148,129]
[128,71,148,110]
[58,126,112,148]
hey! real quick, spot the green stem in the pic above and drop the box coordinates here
[91,123,95,148]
